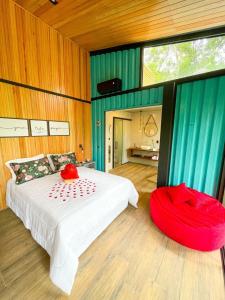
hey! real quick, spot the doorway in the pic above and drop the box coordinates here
[105,106,162,189]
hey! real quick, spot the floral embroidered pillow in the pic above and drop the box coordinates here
[49,152,78,172]
[10,157,54,185]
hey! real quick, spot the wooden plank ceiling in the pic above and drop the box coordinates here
[14,0,225,51]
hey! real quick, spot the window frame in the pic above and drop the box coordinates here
[140,29,225,88]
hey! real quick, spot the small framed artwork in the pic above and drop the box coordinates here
[0,118,29,137]
[30,120,48,136]
[49,121,70,136]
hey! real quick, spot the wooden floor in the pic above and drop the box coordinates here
[0,163,224,299]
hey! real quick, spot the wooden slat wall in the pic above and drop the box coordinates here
[0,0,91,210]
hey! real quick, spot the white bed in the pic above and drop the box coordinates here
[6,167,138,294]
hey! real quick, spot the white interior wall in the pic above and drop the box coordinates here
[105,107,162,172]
[105,111,132,172]
[130,109,162,150]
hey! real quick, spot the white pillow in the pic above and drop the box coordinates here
[5,154,44,180]
[47,152,74,172]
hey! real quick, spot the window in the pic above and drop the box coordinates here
[142,36,225,86]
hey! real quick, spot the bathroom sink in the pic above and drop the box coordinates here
[140,145,152,150]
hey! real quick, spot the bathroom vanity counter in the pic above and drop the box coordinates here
[127,147,159,161]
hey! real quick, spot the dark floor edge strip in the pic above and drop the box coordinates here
[0,78,90,104]
[221,247,225,288]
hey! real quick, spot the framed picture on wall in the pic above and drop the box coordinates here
[49,121,70,136]
[0,118,29,137]
[30,120,48,136]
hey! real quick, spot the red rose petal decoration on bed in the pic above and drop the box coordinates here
[48,178,96,202]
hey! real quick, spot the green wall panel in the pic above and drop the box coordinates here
[91,48,140,98]
[169,75,225,196]
[91,46,225,196]
[92,87,163,171]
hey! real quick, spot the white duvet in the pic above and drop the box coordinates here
[6,167,138,294]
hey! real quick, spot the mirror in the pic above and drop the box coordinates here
[144,114,158,137]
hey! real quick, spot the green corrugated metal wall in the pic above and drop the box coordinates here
[91,47,164,171]
[91,47,225,196]
[92,87,163,170]
[169,75,225,196]
[91,48,140,98]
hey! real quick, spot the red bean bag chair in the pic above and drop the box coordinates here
[150,183,225,251]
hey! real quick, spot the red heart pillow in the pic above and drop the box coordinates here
[60,163,79,180]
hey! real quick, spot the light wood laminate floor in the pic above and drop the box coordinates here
[0,163,224,299]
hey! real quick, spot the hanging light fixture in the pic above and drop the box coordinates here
[49,0,58,4]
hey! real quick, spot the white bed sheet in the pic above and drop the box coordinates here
[6,167,138,294]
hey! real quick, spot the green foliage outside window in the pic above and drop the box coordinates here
[143,36,225,86]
